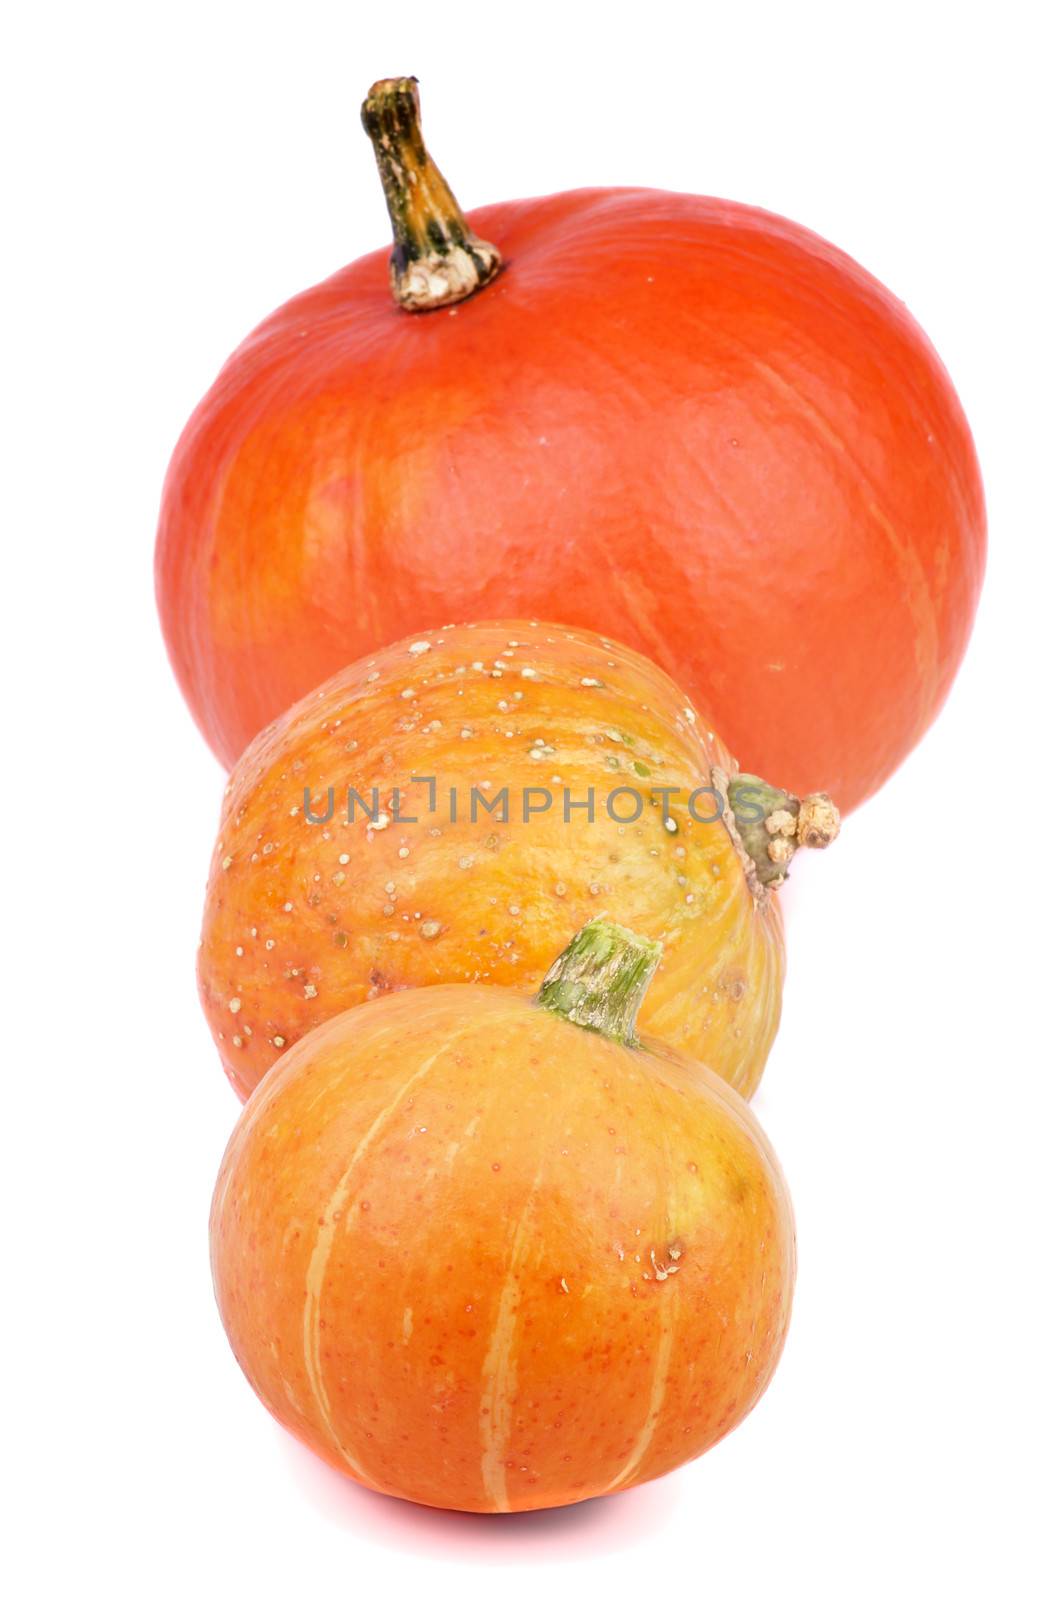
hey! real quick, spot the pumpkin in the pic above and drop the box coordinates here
[156,77,985,811]
[210,919,796,1512]
[200,620,838,1101]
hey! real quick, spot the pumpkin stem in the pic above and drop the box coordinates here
[715,768,841,897]
[360,77,502,313]
[537,919,662,1047]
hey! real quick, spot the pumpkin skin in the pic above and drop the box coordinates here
[200,620,805,1103]
[209,979,795,1512]
[156,122,985,810]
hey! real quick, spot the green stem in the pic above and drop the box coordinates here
[360,77,501,312]
[537,919,662,1047]
[724,772,841,892]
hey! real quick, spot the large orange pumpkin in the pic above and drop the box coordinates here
[210,920,796,1512]
[200,620,838,1101]
[156,78,985,811]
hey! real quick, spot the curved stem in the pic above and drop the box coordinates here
[537,919,662,1047]
[360,77,501,312]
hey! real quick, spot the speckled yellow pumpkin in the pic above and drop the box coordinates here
[210,921,796,1512]
[200,620,838,1100]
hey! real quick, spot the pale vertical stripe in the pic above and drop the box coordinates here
[603,1308,676,1493]
[479,1173,542,1510]
[604,1061,683,1496]
[301,1021,478,1485]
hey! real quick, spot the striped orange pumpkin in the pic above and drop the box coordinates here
[200,621,837,1102]
[210,922,795,1511]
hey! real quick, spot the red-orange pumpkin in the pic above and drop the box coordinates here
[156,78,985,811]
[210,921,795,1511]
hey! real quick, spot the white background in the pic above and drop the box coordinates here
[5,2,1058,1595]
